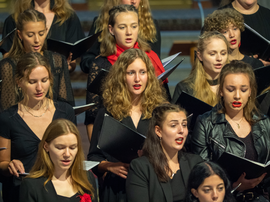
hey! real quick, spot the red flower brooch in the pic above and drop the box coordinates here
[79,193,92,202]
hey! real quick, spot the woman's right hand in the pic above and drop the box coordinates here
[233,172,267,191]
[8,159,25,177]
[107,162,129,179]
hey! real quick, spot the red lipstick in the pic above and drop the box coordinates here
[133,84,141,90]
[175,137,184,145]
[232,101,242,107]
[230,39,237,45]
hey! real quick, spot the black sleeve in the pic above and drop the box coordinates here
[65,12,85,43]
[80,17,101,73]
[0,15,16,54]
[65,102,76,125]
[150,19,161,58]
[19,179,37,202]
[171,82,184,104]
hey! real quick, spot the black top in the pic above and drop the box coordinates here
[220,3,270,56]
[85,56,112,125]
[170,170,185,202]
[0,101,76,202]
[171,81,193,104]
[87,107,150,202]
[241,55,264,69]
[0,50,75,112]
[239,132,258,162]
[0,13,85,54]
[19,171,98,202]
[80,17,161,73]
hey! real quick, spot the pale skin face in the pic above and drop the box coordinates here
[18,21,47,53]
[192,174,225,202]
[125,58,148,101]
[155,111,188,154]
[220,73,251,114]
[221,23,241,51]
[109,11,139,50]
[197,38,228,80]
[44,133,78,175]
[18,65,50,105]
[121,0,141,9]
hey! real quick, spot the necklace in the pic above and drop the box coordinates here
[23,99,49,118]
[230,117,244,129]
[206,78,219,86]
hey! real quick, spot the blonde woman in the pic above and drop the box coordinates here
[172,31,229,106]
[20,119,97,202]
[80,0,160,74]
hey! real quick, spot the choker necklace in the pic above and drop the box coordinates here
[207,79,219,86]
[23,99,49,118]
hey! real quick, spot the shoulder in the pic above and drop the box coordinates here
[181,152,203,164]
[93,56,110,67]
[258,4,270,14]
[54,101,74,115]
[130,156,151,171]
[0,57,15,68]
[0,105,17,119]
[21,176,47,189]
[3,15,15,25]
[176,80,191,91]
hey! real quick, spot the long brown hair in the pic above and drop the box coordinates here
[100,4,150,56]
[218,60,259,124]
[13,0,74,25]
[94,0,156,43]
[182,31,229,106]
[28,119,95,198]
[15,52,53,102]
[142,103,186,182]
[102,48,166,120]
[9,9,47,58]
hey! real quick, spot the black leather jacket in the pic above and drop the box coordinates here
[191,107,270,165]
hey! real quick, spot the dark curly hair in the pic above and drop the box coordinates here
[204,8,245,33]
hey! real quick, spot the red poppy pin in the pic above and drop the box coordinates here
[79,193,92,202]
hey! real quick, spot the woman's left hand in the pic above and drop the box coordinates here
[233,172,267,191]
[253,54,270,66]
[67,52,76,72]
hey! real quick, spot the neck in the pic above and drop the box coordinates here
[205,71,219,80]
[229,48,243,61]
[53,169,70,181]
[232,1,259,14]
[34,0,51,13]
[226,108,244,121]
[162,146,178,164]
[21,98,46,111]
[131,95,142,107]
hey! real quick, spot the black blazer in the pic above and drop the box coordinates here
[19,171,98,202]
[126,152,203,202]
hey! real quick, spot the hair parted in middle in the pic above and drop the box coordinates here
[142,103,187,182]
[182,31,229,106]
[28,119,95,198]
[218,60,259,124]
[94,0,156,43]
[204,8,244,33]
[9,9,47,58]
[15,52,53,103]
[102,48,167,121]
[100,4,150,56]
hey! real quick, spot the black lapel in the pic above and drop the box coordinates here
[159,181,173,202]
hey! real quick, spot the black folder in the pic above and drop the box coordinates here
[87,69,109,95]
[217,151,270,182]
[254,65,270,95]
[175,92,212,130]
[73,103,96,116]
[47,31,101,60]
[244,23,270,60]
[256,91,270,116]
[161,52,181,67]
[0,28,16,47]
[158,58,184,81]
[97,114,146,163]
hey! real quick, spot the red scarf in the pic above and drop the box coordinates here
[107,42,168,83]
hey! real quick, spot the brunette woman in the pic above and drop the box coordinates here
[0,9,74,112]
[0,52,75,202]
[19,119,97,202]
[85,5,168,140]
[126,103,203,202]
[191,60,270,201]
[88,48,167,202]
[204,8,263,69]
[172,31,229,105]
[80,0,161,74]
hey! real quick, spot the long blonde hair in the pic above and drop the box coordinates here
[182,31,229,106]
[9,9,47,58]
[28,119,95,198]
[94,0,156,43]
[100,4,150,56]
[102,49,166,120]
[13,0,74,25]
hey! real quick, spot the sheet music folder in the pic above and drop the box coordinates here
[175,92,212,130]
[0,28,16,47]
[97,114,146,163]
[73,103,96,116]
[217,151,270,182]
[158,58,184,81]
[47,31,101,60]
[161,52,181,67]
[254,65,270,95]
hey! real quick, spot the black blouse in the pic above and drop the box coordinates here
[0,50,74,112]
[0,12,84,54]
[80,17,161,73]
[170,169,185,202]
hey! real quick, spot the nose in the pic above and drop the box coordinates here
[36,82,42,91]
[234,90,241,100]
[63,148,71,157]
[229,29,235,38]
[216,53,222,61]
[134,72,140,82]
[34,34,40,43]
[212,189,218,201]
[126,26,131,35]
